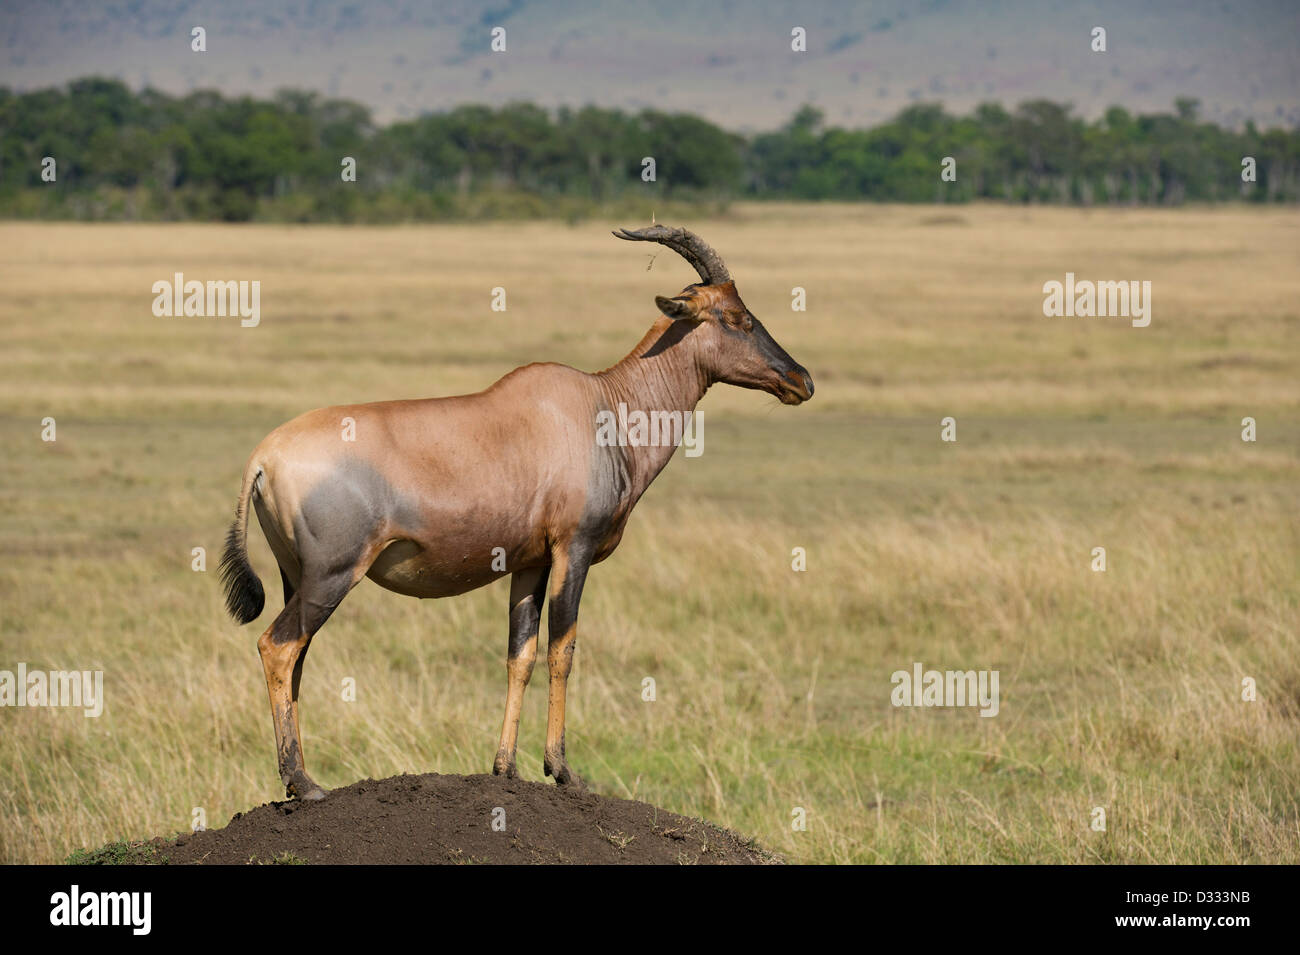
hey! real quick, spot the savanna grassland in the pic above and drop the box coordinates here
[1,203,1297,864]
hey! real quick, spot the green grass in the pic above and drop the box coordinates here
[65,840,169,865]
[1,204,1297,863]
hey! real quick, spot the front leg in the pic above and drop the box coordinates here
[493,566,548,778]
[544,542,591,789]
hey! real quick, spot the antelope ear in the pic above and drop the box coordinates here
[655,294,704,322]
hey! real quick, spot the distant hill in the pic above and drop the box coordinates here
[2,0,1298,131]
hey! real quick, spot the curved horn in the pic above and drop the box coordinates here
[612,225,732,285]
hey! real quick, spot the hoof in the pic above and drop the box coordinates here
[284,772,328,801]
[544,756,586,791]
[492,751,517,778]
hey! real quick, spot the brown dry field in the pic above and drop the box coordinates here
[1,202,1297,863]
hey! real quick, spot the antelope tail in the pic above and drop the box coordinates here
[219,464,265,624]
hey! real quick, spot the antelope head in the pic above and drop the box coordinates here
[614,225,815,405]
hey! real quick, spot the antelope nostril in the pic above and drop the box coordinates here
[780,366,811,394]
[785,368,813,398]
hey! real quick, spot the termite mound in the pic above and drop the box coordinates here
[103,772,781,865]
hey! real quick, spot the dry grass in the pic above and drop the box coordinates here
[0,203,1297,863]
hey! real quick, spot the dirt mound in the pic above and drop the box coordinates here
[128,773,780,865]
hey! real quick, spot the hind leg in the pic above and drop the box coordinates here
[258,594,326,800]
[256,559,364,800]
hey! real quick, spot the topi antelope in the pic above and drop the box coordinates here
[220,225,814,800]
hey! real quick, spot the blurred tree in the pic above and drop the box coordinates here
[0,79,1294,220]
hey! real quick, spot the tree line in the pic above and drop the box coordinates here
[1,77,1296,221]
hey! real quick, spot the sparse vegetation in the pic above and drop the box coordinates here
[2,203,1297,863]
[66,840,168,865]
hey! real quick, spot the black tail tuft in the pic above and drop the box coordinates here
[219,520,264,624]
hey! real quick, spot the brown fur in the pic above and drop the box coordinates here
[223,227,813,798]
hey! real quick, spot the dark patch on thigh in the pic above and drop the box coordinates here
[296,457,418,566]
[290,456,423,633]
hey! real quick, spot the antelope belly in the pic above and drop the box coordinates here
[365,539,502,598]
